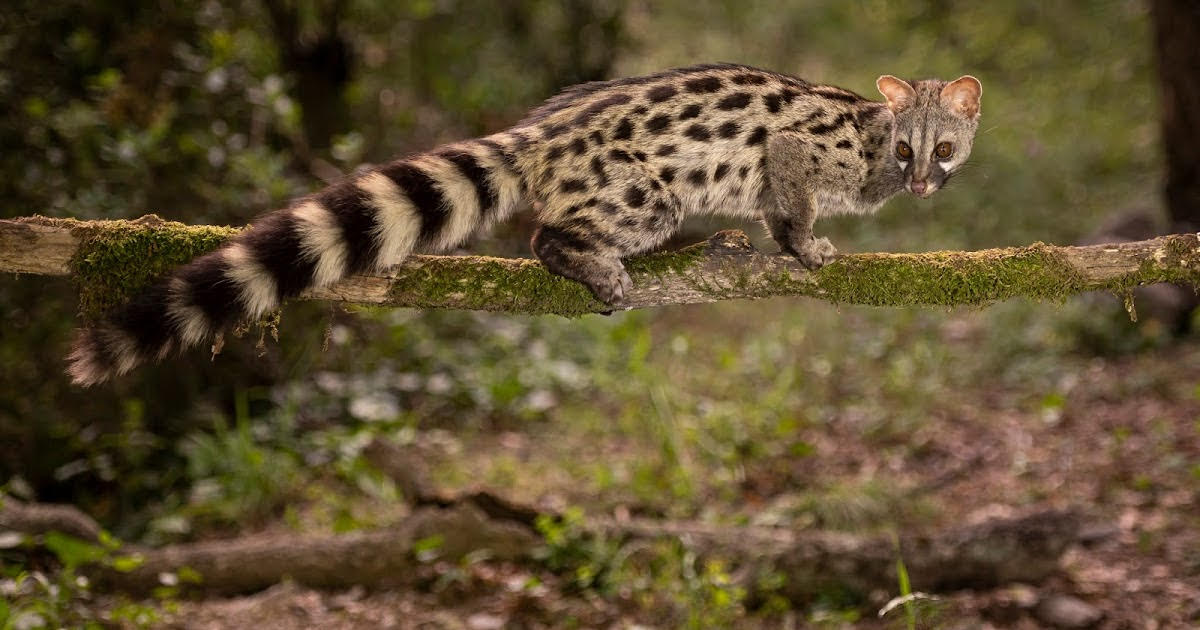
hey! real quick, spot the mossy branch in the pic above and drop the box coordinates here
[2,215,1199,318]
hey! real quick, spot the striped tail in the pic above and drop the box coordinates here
[67,135,527,386]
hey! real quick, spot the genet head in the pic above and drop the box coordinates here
[876,74,982,198]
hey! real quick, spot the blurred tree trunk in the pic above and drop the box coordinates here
[263,0,353,151]
[1151,0,1200,232]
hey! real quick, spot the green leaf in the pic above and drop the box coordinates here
[109,553,145,573]
[43,531,107,569]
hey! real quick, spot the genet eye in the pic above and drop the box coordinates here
[934,142,953,160]
[895,141,913,160]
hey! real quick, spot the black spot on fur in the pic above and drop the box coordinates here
[814,143,827,151]
[561,178,590,193]
[625,186,646,208]
[679,104,702,120]
[646,114,672,134]
[656,144,677,157]
[240,210,317,300]
[590,130,605,145]
[613,117,634,141]
[546,144,565,161]
[684,76,723,93]
[811,155,819,164]
[685,124,711,142]
[746,126,767,146]
[717,121,740,138]
[738,165,750,179]
[836,161,848,168]
[570,137,587,156]
[633,105,648,115]
[573,93,633,126]
[809,112,855,135]
[646,85,678,102]
[590,156,608,186]
[836,140,852,149]
[731,73,767,86]
[380,161,450,245]
[812,88,861,103]
[543,123,570,139]
[633,151,647,161]
[764,93,782,113]
[563,216,619,248]
[713,163,730,182]
[596,202,620,217]
[609,148,634,162]
[864,151,875,160]
[439,150,499,215]
[659,166,676,183]
[532,226,592,263]
[717,92,752,110]
[687,169,706,186]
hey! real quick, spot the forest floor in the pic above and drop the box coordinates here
[113,300,1200,630]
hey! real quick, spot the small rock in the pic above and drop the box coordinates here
[1036,594,1103,628]
[467,613,506,630]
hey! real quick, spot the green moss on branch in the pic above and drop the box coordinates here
[68,217,237,318]
[802,244,1087,306]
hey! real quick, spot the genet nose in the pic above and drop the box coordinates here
[910,180,927,195]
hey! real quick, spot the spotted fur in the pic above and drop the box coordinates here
[67,63,980,385]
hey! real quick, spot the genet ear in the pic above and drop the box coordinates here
[940,75,982,120]
[876,75,916,113]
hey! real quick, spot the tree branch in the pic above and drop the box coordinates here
[3,215,1198,317]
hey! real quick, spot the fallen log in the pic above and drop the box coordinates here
[0,495,103,543]
[1,493,1086,602]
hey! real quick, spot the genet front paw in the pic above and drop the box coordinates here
[793,236,838,270]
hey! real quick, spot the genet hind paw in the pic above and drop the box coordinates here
[791,236,838,270]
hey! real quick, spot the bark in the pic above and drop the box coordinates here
[0,495,103,543]
[94,504,537,595]
[590,509,1084,601]
[3,216,1199,318]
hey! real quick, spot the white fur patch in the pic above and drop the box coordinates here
[165,277,212,348]
[223,242,279,318]
[477,134,526,226]
[410,154,482,251]
[66,331,106,386]
[292,201,348,288]
[356,171,420,268]
[98,327,140,376]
